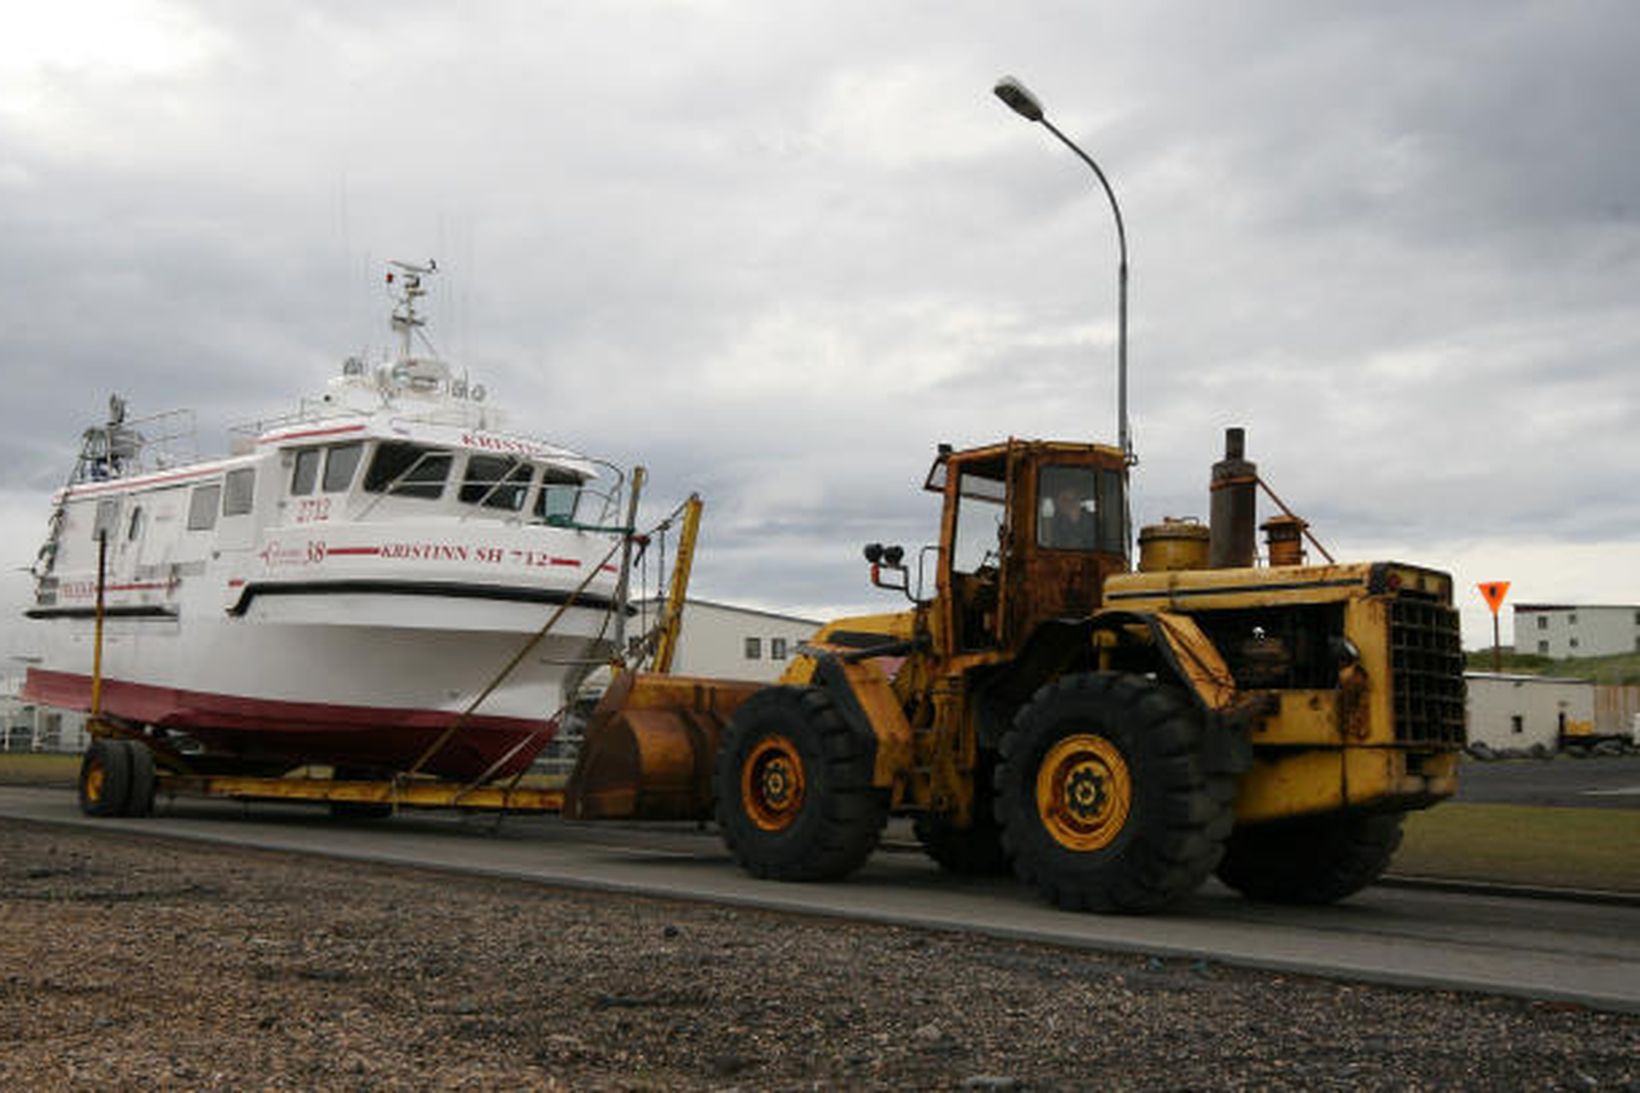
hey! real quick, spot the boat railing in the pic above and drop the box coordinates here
[228,400,373,449]
[69,406,198,483]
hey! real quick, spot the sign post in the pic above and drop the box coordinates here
[1477,581,1511,672]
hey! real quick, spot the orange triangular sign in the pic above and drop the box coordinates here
[1477,581,1511,615]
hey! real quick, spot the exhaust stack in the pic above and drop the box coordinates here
[1209,427,1257,568]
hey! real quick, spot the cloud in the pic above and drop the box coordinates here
[2,0,1637,660]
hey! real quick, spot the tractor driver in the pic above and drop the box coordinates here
[1046,482,1098,549]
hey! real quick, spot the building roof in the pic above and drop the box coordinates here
[1513,603,1640,612]
[637,595,822,627]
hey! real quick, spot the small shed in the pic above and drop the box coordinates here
[1465,672,1595,752]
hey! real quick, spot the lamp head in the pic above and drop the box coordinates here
[993,76,1044,122]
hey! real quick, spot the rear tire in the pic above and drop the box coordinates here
[996,672,1228,913]
[714,686,888,881]
[1216,811,1405,905]
[78,738,131,818]
[913,753,1011,876]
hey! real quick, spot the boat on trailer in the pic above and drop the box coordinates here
[23,262,632,786]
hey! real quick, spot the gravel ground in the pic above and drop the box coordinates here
[1,820,1636,1091]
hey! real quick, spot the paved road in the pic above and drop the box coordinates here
[2,785,1636,1015]
[1457,755,1640,808]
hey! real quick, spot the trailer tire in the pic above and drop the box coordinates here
[714,686,887,882]
[124,740,156,818]
[78,737,131,818]
[996,672,1228,913]
[1216,811,1404,905]
[914,753,1011,876]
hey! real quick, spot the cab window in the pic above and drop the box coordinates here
[364,442,452,500]
[1037,465,1098,550]
[951,470,1005,574]
[460,455,533,511]
[1037,464,1125,553]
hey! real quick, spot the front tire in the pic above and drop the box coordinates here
[996,672,1228,913]
[714,686,888,882]
[1216,811,1405,905]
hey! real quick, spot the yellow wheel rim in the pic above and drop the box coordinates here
[83,757,106,804]
[1036,733,1132,852]
[742,734,807,833]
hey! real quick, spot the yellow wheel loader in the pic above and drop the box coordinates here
[566,427,1465,913]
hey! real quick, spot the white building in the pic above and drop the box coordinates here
[638,597,822,682]
[1465,672,1595,752]
[1513,604,1640,659]
[1,669,89,754]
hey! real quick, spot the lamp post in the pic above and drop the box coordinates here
[993,76,1133,465]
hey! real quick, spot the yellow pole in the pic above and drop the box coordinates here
[652,494,703,675]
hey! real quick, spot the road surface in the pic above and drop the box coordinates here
[2,784,1636,1015]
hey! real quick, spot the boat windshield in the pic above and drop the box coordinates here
[363,442,452,500]
[459,455,533,512]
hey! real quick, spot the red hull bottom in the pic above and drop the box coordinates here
[23,668,556,783]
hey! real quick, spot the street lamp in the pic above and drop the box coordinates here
[993,76,1133,465]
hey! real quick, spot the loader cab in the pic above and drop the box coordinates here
[926,440,1128,654]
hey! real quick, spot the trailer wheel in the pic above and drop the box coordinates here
[996,672,1228,913]
[124,740,156,818]
[714,686,887,882]
[78,738,131,818]
[914,754,1011,876]
[1216,811,1405,905]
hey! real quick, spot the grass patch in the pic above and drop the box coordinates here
[1466,649,1640,684]
[1398,803,1640,893]
[0,752,81,787]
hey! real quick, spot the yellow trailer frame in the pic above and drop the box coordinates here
[156,772,566,814]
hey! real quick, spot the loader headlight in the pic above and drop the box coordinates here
[863,543,884,564]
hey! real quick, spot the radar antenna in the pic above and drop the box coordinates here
[386,259,438,360]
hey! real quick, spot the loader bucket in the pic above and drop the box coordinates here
[562,671,763,821]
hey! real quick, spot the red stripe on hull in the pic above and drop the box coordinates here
[22,668,557,783]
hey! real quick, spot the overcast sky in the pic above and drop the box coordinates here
[3,0,1637,663]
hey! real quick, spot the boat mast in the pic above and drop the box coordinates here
[387,259,437,361]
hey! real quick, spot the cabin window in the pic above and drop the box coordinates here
[323,443,364,493]
[534,468,585,524]
[223,468,255,516]
[187,484,221,531]
[460,455,533,511]
[950,470,1005,576]
[1035,465,1126,553]
[364,442,452,500]
[291,448,321,495]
